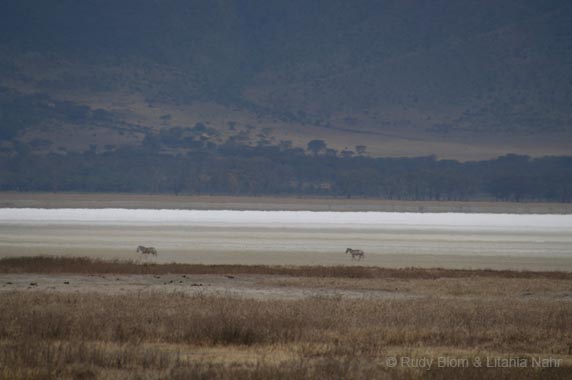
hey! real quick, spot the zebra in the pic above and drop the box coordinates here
[137,245,158,256]
[345,248,365,261]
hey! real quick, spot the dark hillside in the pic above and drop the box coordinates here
[1,1,571,198]
[1,1,571,146]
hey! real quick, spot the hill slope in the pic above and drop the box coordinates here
[1,0,571,159]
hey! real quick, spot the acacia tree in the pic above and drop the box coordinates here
[307,139,327,155]
[356,145,367,155]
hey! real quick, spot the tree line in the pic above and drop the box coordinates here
[1,142,571,202]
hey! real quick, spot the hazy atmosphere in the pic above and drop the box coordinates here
[1,0,572,200]
[1,1,572,379]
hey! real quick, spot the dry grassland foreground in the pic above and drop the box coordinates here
[1,256,572,380]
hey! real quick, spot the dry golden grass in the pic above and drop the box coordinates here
[2,255,572,280]
[1,256,572,379]
[1,292,572,379]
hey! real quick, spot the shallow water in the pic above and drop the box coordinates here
[1,209,571,270]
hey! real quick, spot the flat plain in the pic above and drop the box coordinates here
[2,194,572,379]
[2,204,572,271]
[2,192,572,213]
[1,257,572,380]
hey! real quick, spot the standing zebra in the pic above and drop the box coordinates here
[137,245,158,256]
[346,248,365,261]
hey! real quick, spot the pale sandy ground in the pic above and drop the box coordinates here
[2,193,572,271]
[1,223,572,271]
[1,192,572,213]
[0,273,419,300]
[2,273,571,302]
